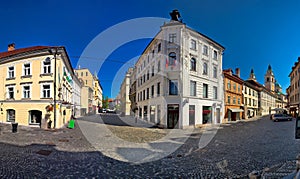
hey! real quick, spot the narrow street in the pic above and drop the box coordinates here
[0,114,299,178]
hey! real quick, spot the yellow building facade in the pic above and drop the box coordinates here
[0,45,74,128]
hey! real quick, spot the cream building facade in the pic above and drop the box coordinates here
[0,45,74,128]
[75,68,96,115]
[134,10,225,128]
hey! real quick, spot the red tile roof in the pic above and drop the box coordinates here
[0,46,51,59]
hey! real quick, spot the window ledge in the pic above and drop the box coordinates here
[21,98,31,101]
[6,98,15,101]
[6,77,15,80]
[40,73,53,77]
[40,97,53,100]
[21,75,32,79]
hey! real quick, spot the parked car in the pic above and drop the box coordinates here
[272,114,293,122]
[106,109,116,113]
[101,108,107,113]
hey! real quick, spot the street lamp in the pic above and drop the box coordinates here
[49,48,58,128]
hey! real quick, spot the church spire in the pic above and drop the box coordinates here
[249,68,256,81]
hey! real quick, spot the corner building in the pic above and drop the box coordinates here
[134,10,225,128]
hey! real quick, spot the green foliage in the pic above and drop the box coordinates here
[102,96,109,109]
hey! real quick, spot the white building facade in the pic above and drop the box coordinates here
[135,11,225,128]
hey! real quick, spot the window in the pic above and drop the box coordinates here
[23,85,30,98]
[213,67,217,78]
[248,88,251,95]
[81,72,83,76]
[151,85,154,97]
[238,85,240,92]
[157,82,160,96]
[23,63,31,76]
[238,98,240,104]
[249,98,251,106]
[29,110,42,124]
[42,84,51,98]
[227,80,231,90]
[152,66,154,76]
[169,80,178,95]
[245,87,247,94]
[147,88,149,99]
[190,39,196,50]
[152,50,155,58]
[233,97,236,104]
[213,86,218,99]
[158,43,161,52]
[190,58,196,71]
[8,66,15,78]
[253,99,255,106]
[169,33,176,43]
[190,81,196,96]
[227,96,231,104]
[43,57,51,74]
[7,109,15,122]
[7,86,14,99]
[147,70,149,80]
[203,45,208,55]
[157,61,161,72]
[213,50,218,60]
[233,83,236,91]
[244,97,247,105]
[252,90,255,96]
[143,90,145,100]
[203,62,208,75]
[203,83,208,98]
[86,72,88,76]
[168,52,176,66]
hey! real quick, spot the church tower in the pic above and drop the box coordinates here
[249,68,256,81]
[264,64,275,92]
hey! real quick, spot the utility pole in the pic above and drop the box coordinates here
[49,48,58,128]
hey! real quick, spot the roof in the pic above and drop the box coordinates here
[223,69,243,84]
[0,46,51,59]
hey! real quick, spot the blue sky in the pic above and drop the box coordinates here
[0,0,300,98]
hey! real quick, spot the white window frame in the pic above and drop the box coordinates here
[40,83,52,98]
[6,85,15,99]
[22,84,31,99]
[203,45,208,56]
[213,50,218,60]
[169,33,176,43]
[42,57,51,74]
[7,66,15,78]
[23,63,31,76]
[190,81,196,96]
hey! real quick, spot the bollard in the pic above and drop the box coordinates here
[12,122,18,133]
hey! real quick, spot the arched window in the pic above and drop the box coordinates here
[42,57,51,74]
[168,52,176,66]
[190,58,196,71]
[213,66,217,78]
[7,109,15,122]
[203,62,208,75]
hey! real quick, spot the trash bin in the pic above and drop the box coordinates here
[12,122,18,133]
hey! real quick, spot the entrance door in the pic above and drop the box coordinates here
[167,104,179,129]
[216,108,220,123]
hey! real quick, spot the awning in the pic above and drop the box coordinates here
[229,108,243,112]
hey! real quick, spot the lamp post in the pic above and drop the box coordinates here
[49,48,58,128]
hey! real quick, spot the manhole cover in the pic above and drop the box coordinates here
[36,150,52,156]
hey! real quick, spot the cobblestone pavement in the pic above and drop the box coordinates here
[0,114,299,178]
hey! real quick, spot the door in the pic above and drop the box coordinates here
[167,104,179,129]
[216,108,220,123]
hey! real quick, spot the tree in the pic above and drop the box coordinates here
[102,95,109,109]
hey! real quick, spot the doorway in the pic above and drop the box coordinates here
[167,104,179,129]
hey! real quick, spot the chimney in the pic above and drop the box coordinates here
[235,68,240,77]
[8,43,15,51]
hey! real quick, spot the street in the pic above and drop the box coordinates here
[0,114,299,178]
